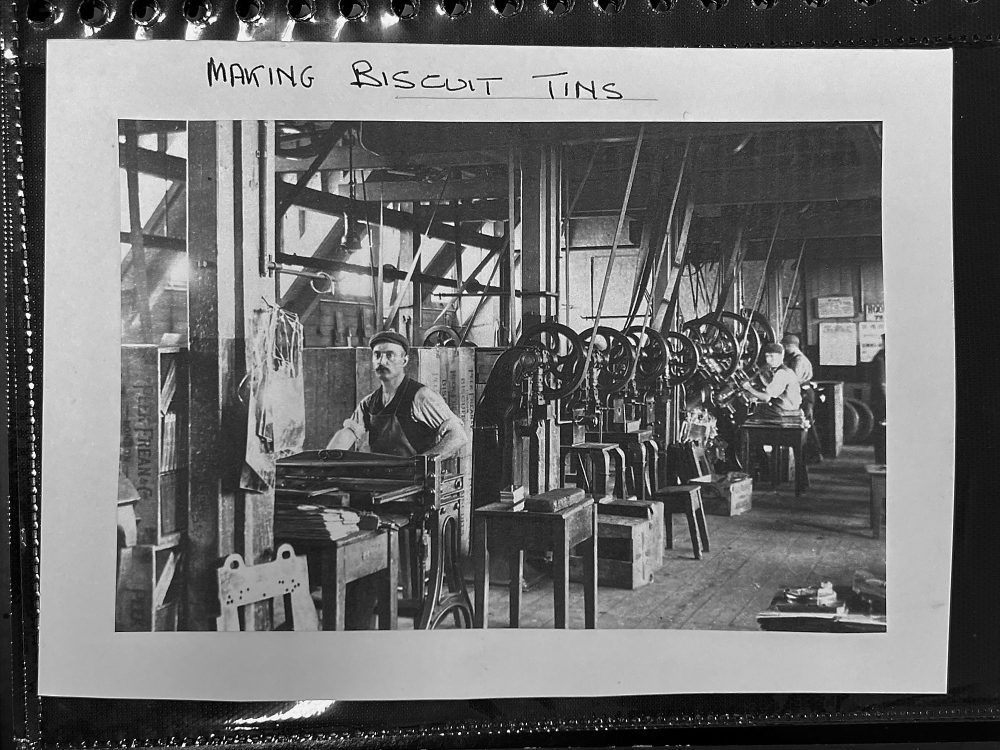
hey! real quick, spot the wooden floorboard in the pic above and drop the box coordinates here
[481,444,885,631]
[410,444,885,631]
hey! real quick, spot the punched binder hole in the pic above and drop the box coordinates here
[183,0,214,23]
[391,0,419,17]
[287,0,315,19]
[594,0,624,13]
[26,0,62,26]
[491,0,521,15]
[648,0,674,11]
[79,0,113,26]
[439,0,469,16]
[699,0,727,9]
[235,0,265,22]
[543,0,572,15]
[338,0,367,18]
[130,0,162,24]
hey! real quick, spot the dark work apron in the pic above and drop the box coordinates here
[368,378,438,457]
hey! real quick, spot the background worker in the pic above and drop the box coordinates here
[742,342,803,421]
[781,334,815,423]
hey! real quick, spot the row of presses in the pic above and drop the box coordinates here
[470,310,777,511]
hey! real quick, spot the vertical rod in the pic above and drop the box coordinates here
[506,146,518,344]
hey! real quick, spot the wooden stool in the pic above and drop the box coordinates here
[277,527,398,631]
[739,424,810,496]
[562,442,626,499]
[473,495,597,629]
[588,429,660,501]
[651,485,711,560]
[865,464,887,539]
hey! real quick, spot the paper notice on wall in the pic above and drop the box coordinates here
[819,322,858,366]
[816,295,856,318]
[859,321,887,362]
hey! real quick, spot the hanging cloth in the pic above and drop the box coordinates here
[240,306,306,492]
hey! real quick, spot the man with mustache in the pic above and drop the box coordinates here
[325,330,468,629]
[327,330,468,459]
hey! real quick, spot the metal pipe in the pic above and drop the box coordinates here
[268,262,335,294]
[275,252,507,293]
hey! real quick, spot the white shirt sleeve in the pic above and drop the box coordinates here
[764,369,794,400]
[341,402,368,443]
[411,387,458,434]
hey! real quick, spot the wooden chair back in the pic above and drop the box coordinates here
[216,543,318,632]
[668,441,715,484]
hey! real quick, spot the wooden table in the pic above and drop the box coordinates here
[474,497,597,629]
[865,464,887,539]
[739,423,809,496]
[278,527,398,631]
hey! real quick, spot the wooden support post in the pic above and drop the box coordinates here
[237,121,277,630]
[546,145,561,490]
[187,121,237,631]
[186,121,278,632]
[501,146,518,346]
[520,145,549,333]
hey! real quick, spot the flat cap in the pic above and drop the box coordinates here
[762,342,785,356]
[369,330,410,353]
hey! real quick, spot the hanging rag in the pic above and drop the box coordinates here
[240,306,306,492]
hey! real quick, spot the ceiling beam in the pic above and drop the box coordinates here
[279,181,504,252]
[412,201,509,223]
[118,147,186,182]
[336,175,507,202]
[688,236,883,263]
[119,232,186,251]
[688,203,881,244]
[276,148,506,173]
[571,165,880,213]
[693,165,880,206]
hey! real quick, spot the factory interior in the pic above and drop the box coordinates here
[116,119,887,633]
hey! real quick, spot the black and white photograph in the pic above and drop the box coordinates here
[115,119,888,634]
[39,43,953,700]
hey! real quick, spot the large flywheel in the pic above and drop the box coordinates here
[625,326,670,388]
[578,326,637,394]
[739,308,777,348]
[716,311,763,370]
[662,331,700,386]
[516,322,587,400]
[422,325,462,347]
[683,317,740,379]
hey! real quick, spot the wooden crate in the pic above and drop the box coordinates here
[116,541,184,631]
[693,473,753,516]
[120,345,188,546]
[569,513,660,589]
[302,348,364,450]
[597,499,664,569]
